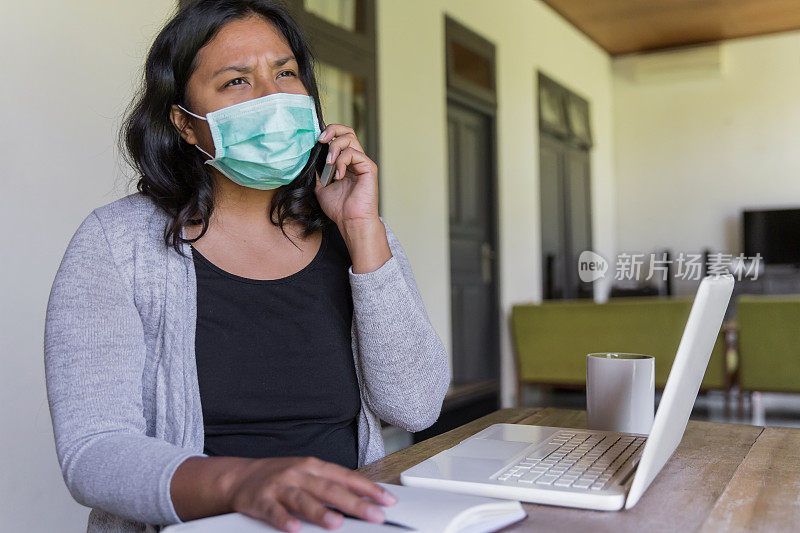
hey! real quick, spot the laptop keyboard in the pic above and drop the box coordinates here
[496,431,646,491]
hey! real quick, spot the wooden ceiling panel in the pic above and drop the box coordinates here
[540,0,800,55]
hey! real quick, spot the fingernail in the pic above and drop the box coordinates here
[286,518,301,532]
[326,150,333,164]
[318,130,326,141]
[382,490,398,505]
[366,505,385,523]
[323,512,342,528]
[332,170,339,181]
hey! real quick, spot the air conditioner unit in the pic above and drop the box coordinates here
[614,44,728,82]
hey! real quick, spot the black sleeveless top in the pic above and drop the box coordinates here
[191,223,361,469]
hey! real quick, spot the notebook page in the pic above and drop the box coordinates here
[164,483,525,532]
[379,483,525,533]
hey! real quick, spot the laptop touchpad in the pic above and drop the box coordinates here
[479,424,558,443]
[444,438,530,460]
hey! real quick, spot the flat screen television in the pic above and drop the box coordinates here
[743,208,800,265]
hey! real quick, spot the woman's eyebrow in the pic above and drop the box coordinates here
[212,64,254,77]
[270,55,297,68]
[211,56,297,77]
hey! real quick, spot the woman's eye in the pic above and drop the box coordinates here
[224,77,248,88]
[278,70,297,79]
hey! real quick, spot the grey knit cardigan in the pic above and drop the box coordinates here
[44,193,450,532]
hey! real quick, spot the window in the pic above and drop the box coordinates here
[539,78,569,138]
[316,61,368,153]
[445,17,496,105]
[303,0,364,33]
[538,73,592,147]
[450,41,493,92]
[287,0,379,164]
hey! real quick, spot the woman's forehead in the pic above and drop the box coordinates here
[196,15,293,70]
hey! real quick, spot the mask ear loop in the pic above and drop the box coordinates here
[176,104,215,160]
[176,104,206,121]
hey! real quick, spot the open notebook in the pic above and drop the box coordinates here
[163,482,526,533]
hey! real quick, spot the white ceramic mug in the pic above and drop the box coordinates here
[586,353,655,434]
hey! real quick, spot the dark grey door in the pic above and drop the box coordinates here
[540,135,593,299]
[565,146,593,298]
[448,101,498,385]
[540,136,566,299]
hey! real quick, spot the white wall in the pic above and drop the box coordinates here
[613,31,800,293]
[0,1,176,529]
[375,0,616,407]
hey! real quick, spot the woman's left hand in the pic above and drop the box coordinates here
[314,124,379,227]
[314,124,391,273]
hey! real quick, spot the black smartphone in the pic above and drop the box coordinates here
[313,141,335,186]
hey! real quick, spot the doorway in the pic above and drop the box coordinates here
[411,17,500,443]
[538,72,594,300]
[445,18,499,387]
[447,101,498,385]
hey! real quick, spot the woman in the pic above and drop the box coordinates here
[43,1,450,531]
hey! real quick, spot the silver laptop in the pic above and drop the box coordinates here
[401,274,734,511]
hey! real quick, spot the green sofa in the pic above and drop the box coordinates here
[511,297,727,391]
[737,295,800,392]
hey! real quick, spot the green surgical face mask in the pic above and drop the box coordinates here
[178,92,322,190]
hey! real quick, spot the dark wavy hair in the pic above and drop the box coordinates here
[120,0,329,254]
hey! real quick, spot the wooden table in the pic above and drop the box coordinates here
[358,408,800,532]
